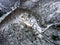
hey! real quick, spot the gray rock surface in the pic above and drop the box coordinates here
[0,0,20,17]
[0,0,60,45]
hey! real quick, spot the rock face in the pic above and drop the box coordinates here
[0,0,60,45]
[0,0,20,17]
